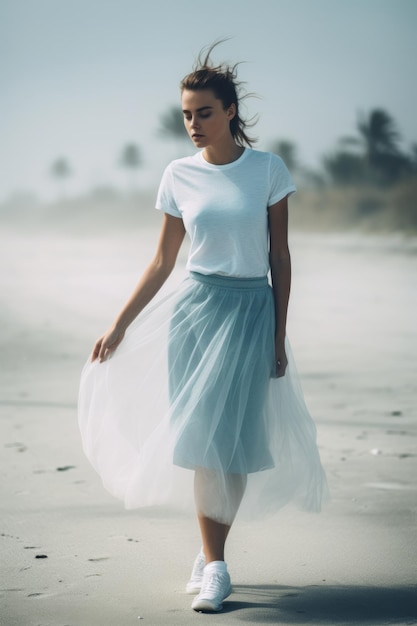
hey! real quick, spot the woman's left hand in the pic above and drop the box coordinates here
[274,340,288,378]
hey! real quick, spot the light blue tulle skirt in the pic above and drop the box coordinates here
[78,272,328,522]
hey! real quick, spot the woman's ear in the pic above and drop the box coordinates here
[226,103,237,121]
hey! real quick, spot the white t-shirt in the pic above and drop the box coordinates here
[155,148,296,277]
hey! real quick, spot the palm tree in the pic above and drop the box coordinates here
[120,143,142,191]
[269,140,298,172]
[322,150,364,185]
[159,106,188,141]
[357,109,401,167]
[355,109,412,184]
[50,157,72,198]
[410,143,417,174]
[158,106,194,158]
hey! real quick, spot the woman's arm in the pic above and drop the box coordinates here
[268,196,291,377]
[92,213,186,362]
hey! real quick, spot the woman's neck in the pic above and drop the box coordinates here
[202,143,245,166]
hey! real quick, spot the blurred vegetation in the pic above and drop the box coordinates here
[1,106,416,234]
[322,109,414,187]
[119,143,142,191]
[271,108,417,232]
[50,157,72,198]
[270,140,298,173]
[158,106,189,142]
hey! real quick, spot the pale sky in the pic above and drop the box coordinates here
[1,0,416,201]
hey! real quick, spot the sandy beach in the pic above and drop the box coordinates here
[1,210,416,625]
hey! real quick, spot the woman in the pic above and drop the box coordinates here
[79,43,327,613]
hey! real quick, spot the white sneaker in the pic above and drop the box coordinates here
[191,561,232,612]
[185,549,206,594]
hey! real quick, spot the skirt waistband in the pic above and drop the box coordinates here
[190,271,268,290]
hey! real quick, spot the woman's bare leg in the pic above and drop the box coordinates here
[194,468,247,563]
[197,515,229,562]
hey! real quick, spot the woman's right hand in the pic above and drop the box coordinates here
[91,325,125,363]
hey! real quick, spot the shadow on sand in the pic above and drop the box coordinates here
[220,584,417,624]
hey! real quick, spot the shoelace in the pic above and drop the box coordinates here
[200,572,227,596]
[190,554,205,582]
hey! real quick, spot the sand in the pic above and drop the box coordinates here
[1,211,417,625]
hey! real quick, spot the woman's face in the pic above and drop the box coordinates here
[181,89,236,149]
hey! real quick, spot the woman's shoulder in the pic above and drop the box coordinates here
[247,148,285,166]
[165,152,200,172]
[245,149,291,177]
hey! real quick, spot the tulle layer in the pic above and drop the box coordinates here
[78,272,328,522]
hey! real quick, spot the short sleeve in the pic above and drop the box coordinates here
[155,163,182,218]
[268,154,297,206]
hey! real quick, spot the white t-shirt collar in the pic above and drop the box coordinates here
[197,148,250,170]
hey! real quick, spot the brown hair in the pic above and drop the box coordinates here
[180,40,257,147]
